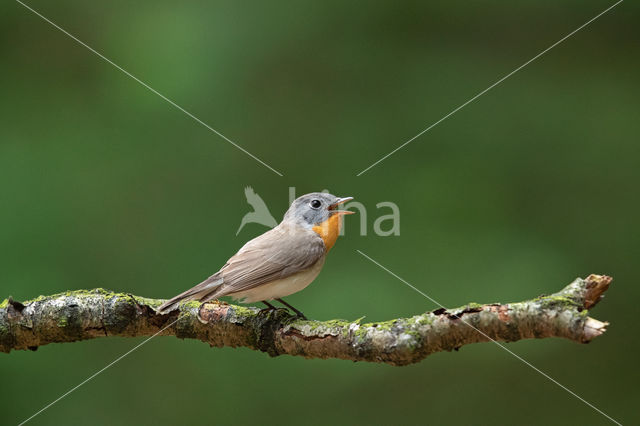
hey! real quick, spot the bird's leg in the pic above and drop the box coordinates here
[275,298,307,320]
[262,300,276,310]
[259,300,277,314]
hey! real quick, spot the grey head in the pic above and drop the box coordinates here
[283,192,353,227]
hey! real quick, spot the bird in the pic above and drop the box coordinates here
[157,192,354,318]
[236,186,278,235]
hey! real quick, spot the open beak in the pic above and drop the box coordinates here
[329,196,355,215]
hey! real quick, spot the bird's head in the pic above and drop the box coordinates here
[283,192,354,228]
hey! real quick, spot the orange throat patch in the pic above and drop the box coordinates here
[312,214,343,251]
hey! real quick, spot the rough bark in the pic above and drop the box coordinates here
[0,274,611,366]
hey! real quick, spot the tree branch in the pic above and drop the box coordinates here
[0,274,611,366]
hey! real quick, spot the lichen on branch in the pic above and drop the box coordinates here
[0,275,611,366]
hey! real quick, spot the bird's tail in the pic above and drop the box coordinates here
[156,275,224,314]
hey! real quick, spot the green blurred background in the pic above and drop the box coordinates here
[1,0,638,424]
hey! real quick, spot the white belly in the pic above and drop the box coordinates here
[229,257,325,303]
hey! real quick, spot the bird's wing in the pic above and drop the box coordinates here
[215,224,325,296]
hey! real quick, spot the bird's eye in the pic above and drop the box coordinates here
[310,199,322,209]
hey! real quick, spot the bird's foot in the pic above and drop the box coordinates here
[293,312,308,320]
[285,307,307,320]
[274,298,308,320]
[260,301,285,316]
